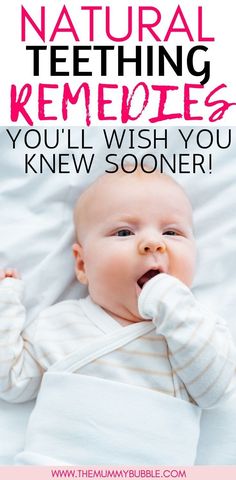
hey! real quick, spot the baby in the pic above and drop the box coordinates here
[0,169,235,465]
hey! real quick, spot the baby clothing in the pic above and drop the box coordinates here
[0,273,236,464]
[0,273,235,407]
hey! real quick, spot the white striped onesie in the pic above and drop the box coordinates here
[0,274,235,407]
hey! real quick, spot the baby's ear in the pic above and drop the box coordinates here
[72,243,88,285]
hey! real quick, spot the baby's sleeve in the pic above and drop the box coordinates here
[138,273,236,408]
[0,278,43,403]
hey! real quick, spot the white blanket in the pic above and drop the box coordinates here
[16,374,200,466]
[15,321,200,465]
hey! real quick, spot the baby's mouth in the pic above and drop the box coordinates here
[137,269,161,289]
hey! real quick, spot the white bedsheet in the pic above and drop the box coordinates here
[0,126,235,464]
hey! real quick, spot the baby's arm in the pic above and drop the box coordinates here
[138,273,236,408]
[0,269,43,403]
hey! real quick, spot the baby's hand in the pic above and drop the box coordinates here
[138,273,192,321]
[0,268,21,280]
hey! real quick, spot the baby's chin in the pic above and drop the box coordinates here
[104,299,144,325]
[90,290,146,324]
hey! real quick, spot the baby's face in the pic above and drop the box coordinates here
[74,173,196,323]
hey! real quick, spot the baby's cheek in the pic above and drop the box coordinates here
[90,254,123,284]
[180,271,194,288]
[104,248,127,269]
[169,247,195,287]
[179,259,195,287]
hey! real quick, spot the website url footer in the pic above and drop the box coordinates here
[1,466,236,480]
[51,469,186,479]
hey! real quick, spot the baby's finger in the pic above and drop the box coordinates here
[0,269,5,280]
[4,268,21,279]
[5,268,14,277]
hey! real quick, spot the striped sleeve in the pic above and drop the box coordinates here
[0,278,43,403]
[138,273,236,408]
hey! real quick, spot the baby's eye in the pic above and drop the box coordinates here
[115,229,134,237]
[163,230,178,236]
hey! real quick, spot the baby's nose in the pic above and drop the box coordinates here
[138,237,166,255]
